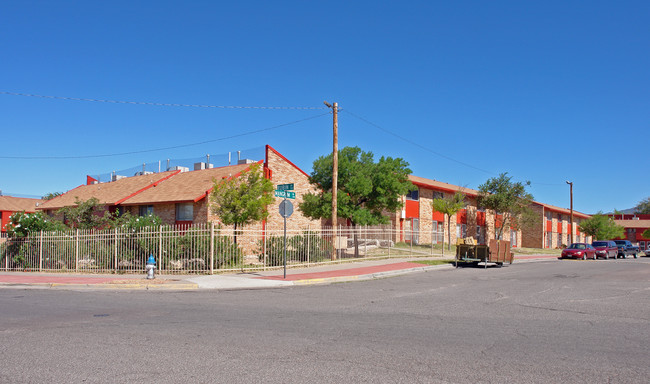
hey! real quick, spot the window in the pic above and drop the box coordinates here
[432,191,444,200]
[546,211,552,221]
[557,213,563,221]
[476,225,485,244]
[404,218,419,244]
[557,232,562,247]
[139,205,154,217]
[511,230,517,247]
[639,241,645,250]
[432,221,443,244]
[546,231,552,248]
[175,203,193,221]
[406,189,419,201]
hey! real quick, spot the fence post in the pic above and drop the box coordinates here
[306,225,311,266]
[158,226,163,273]
[210,222,214,274]
[39,231,43,271]
[75,229,79,272]
[388,227,391,259]
[113,228,118,272]
[263,227,267,271]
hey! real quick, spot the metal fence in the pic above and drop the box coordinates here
[0,224,446,274]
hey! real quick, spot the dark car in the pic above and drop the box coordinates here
[613,240,639,259]
[561,243,596,260]
[591,240,618,259]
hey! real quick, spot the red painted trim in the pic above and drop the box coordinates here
[115,170,181,205]
[410,181,477,197]
[195,160,265,202]
[35,184,86,210]
[404,200,419,218]
[266,145,311,179]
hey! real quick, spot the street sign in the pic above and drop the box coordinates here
[276,183,294,191]
[274,190,296,199]
[279,200,294,218]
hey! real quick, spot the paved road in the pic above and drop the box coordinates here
[1,258,648,383]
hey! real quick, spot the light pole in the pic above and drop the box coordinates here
[566,181,573,244]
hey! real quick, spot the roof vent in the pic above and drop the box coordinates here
[237,159,255,165]
[194,162,214,170]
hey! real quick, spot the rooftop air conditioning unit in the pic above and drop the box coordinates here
[237,159,255,165]
[194,162,214,170]
[168,166,189,172]
[134,171,154,176]
[112,174,127,182]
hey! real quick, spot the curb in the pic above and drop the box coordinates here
[291,264,453,286]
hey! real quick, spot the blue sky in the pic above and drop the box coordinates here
[1,1,648,214]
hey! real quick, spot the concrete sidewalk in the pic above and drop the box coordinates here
[0,254,559,291]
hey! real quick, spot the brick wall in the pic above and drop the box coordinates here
[263,148,322,231]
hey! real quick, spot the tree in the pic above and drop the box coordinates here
[579,213,624,240]
[5,211,65,238]
[299,147,413,257]
[42,192,63,201]
[642,228,650,239]
[210,163,275,243]
[57,197,111,229]
[634,197,650,214]
[477,173,536,241]
[431,191,466,250]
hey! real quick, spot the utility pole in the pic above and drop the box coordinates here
[566,181,573,244]
[324,101,338,260]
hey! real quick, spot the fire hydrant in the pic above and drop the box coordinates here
[145,255,156,280]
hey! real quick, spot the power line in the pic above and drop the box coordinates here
[0,91,328,110]
[342,109,495,175]
[343,109,565,187]
[0,113,330,159]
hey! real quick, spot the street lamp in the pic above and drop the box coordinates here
[566,181,573,244]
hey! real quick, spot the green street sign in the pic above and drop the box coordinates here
[277,183,294,191]
[274,190,296,199]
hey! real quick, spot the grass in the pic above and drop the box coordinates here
[411,259,455,266]
[512,247,562,255]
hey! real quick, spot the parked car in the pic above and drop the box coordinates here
[591,240,618,259]
[561,243,597,260]
[613,240,639,259]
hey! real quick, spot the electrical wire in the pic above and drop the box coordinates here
[0,91,328,110]
[342,109,495,175]
[0,112,330,159]
[343,109,565,187]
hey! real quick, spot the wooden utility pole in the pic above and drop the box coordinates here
[566,181,573,244]
[324,101,338,260]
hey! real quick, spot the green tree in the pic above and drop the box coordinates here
[57,197,109,229]
[579,213,624,240]
[431,191,466,250]
[42,192,63,201]
[299,146,413,257]
[210,163,275,243]
[642,228,650,239]
[477,173,536,241]
[634,197,650,214]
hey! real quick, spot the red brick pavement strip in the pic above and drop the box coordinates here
[0,275,139,285]
[257,261,428,281]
